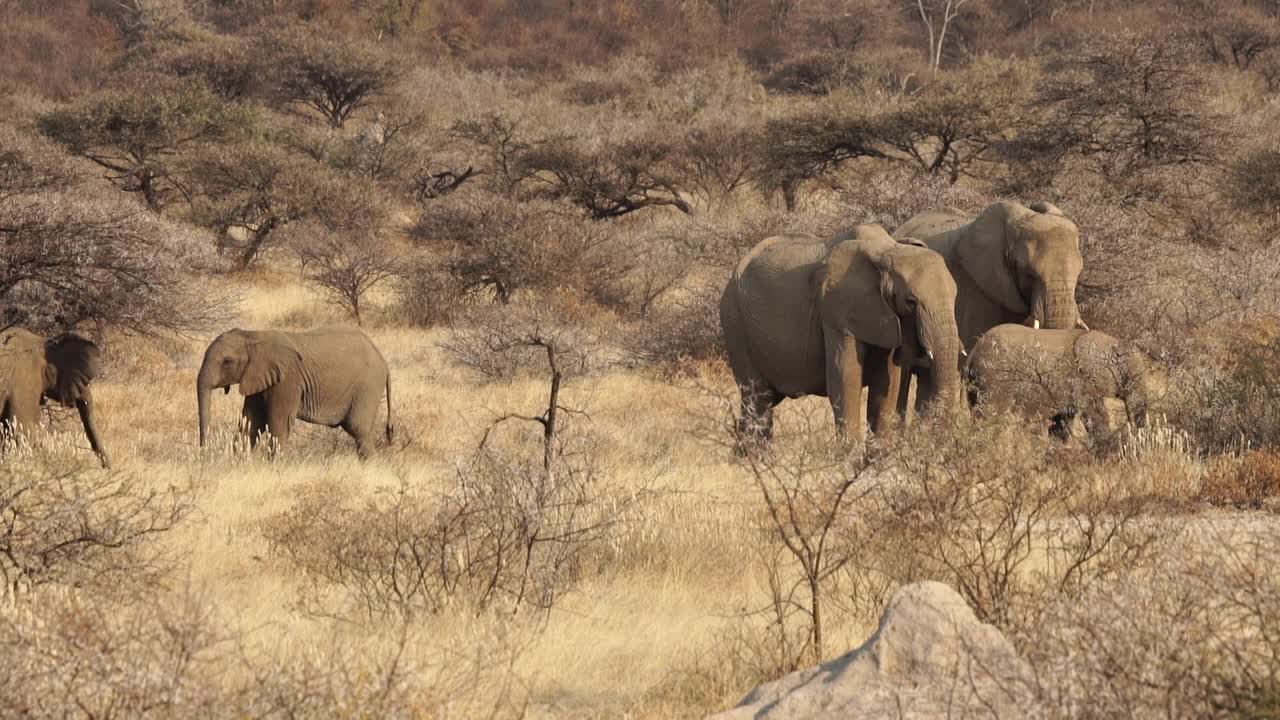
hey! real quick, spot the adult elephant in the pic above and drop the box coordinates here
[895,201,1085,348]
[197,326,393,458]
[719,224,962,443]
[966,324,1151,440]
[0,329,109,467]
[894,200,1087,415]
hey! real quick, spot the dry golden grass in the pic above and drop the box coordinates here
[32,270,828,717]
[7,269,1275,718]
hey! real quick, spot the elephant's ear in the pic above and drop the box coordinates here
[45,334,98,406]
[818,233,902,350]
[240,344,286,396]
[956,202,1029,314]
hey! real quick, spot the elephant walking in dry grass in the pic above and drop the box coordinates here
[197,326,393,458]
[966,324,1152,440]
[720,224,962,444]
[0,328,109,467]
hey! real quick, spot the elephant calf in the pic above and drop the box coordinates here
[197,326,394,458]
[965,324,1150,440]
[0,329,109,467]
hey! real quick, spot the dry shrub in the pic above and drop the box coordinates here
[1017,528,1280,718]
[761,51,863,95]
[393,253,468,328]
[1166,331,1280,453]
[442,302,608,381]
[0,586,230,717]
[629,281,726,375]
[412,192,630,305]
[834,164,985,230]
[262,440,634,622]
[0,585,530,718]
[1201,450,1280,509]
[869,412,1161,628]
[0,456,193,598]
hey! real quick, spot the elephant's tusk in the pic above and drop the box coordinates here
[926,349,935,361]
[1033,320,1041,330]
[1076,318,1090,331]
[960,348,968,357]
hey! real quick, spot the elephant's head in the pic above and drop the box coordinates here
[197,329,293,447]
[959,201,1084,331]
[817,225,963,411]
[42,334,102,406]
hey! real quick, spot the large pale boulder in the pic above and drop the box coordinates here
[710,581,1031,719]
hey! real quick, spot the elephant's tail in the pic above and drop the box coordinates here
[385,373,395,444]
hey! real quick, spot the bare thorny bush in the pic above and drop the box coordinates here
[1015,526,1280,718]
[0,582,532,718]
[0,455,192,599]
[722,403,1164,675]
[266,305,641,623]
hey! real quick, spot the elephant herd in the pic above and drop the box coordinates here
[720,200,1151,444]
[0,200,1147,468]
[0,325,392,467]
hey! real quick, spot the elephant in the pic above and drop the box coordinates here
[965,324,1151,440]
[893,200,1087,417]
[0,328,109,467]
[895,200,1086,348]
[719,224,962,444]
[197,326,394,458]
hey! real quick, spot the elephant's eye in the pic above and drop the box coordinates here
[905,297,918,311]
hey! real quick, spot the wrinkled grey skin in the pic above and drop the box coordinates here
[197,326,393,458]
[966,324,1151,440]
[0,328,109,467]
[720,224,961,444]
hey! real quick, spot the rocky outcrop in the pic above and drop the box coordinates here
[710,581,1031,719]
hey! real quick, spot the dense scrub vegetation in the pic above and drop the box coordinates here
[6,0,1280,716]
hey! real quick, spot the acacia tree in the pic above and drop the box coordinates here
[187,141,318,268]
[759,110,886,211]
[449,112,536,196]
[1186,0,1280,69]
[1025,34,1226,201]
[37,80,250,212]
[295,227,400,324]
[519,135,692,220]
[878,57,1038,182]
[0,125,231,335]
[269,26,399,128]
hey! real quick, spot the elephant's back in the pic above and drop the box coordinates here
[296,327,389,381]
[895,209,969,247]
[730,234,827,396]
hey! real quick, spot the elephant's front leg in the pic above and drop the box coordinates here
[263,387,301,457]
[824,332,865,441]
[866,347,903,436]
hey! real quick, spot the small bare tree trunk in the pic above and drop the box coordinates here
[542,344,561,476]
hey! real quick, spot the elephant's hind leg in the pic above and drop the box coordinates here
[342,422,376,460]
[242,395,268,451]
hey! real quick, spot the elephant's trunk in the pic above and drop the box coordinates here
[1030,281,1080,331]
[918,312,963,413]
[197,365,214,448]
